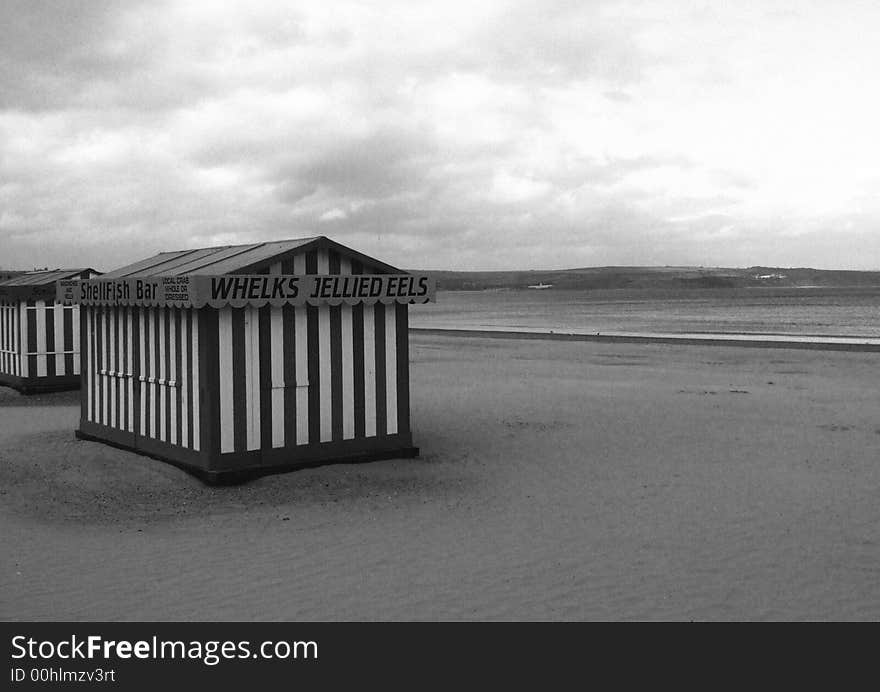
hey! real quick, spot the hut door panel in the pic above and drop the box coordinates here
[217,306,271,454]
[130,307,200,452]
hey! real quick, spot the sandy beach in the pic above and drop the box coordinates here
[2,332,878,621]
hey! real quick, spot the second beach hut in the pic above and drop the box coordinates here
[0,268,99,393]
[62,236,435,482]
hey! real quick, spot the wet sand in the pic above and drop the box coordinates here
[1,334,879,620]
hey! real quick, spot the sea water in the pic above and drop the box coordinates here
[411,286,880,338]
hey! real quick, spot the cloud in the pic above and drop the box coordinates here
[2,0,880,270]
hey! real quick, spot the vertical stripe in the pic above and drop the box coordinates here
[244,306,260,451]
[352,302,365,439]
[64,307,74,376]
[374,303,387,437]
[131,308,140,437]
[93,309,99,423]
[79,307,94,421]
[170,309,178,446]
[88,309,94,422]
[271,305,285,448]
[118,308,124,432]
[232,308,247,453]
[116,308,123,431]
[105,310,112,427]
[94,308,101,424]
[153,308,161,439]
[307,303,319,445]
[126,308,134,433]
[96,308,102,423]
[181,310,189,447]
[27,304,38,378]
[259,306,273,451]
[330,304,343,442]
[45,305,56,379]
[16,303,21,376]
[282,305,298,447]
[93,308,99,423]
[339,258,355,440]
[101,308,109,425]
[109,309,117,430]
[35,301,47,377]
[218,308,234,453]
[148,308,156,438]
[159,308,167,442]
[317,250,331,443]
[180,309,192,447]
[294,254,309,445]
[191,310,200,452]
[143,310,150,434]
[385,301,398,435]
[269,261,285,449]
[19,301,28,377]
[52,304,63,376]
[139,308,147,436]
[328,251,343,442]
[363,304,376,437]
[117,308,125,431]
[72,306,80,375]
[142,309,149,436]
[396,304,410,437]
[175,309,183,445]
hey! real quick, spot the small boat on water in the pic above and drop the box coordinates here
[527,282,553,289]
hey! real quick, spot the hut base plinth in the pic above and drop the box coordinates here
[75,425,419,485]
[0,373,81,395]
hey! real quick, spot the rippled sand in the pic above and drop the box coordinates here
[2,334,879,620]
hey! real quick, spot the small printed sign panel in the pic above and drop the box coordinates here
[61,274,435,308]
[56,279,81,305]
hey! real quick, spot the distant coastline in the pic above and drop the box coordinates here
[417,266,880,292]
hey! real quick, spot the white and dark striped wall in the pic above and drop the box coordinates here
[80,305,202,456]
[203,247,411,465]
[0,299,82,385]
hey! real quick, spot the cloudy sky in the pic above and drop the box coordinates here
[1,0,879,271]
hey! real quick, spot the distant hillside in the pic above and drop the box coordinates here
[418,266,880,291]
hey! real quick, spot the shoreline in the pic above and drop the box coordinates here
[410,326,880,352]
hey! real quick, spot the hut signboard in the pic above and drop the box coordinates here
[60,274,434,309]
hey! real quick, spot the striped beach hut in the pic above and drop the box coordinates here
[65,237,435,483]
[0,268,99,393]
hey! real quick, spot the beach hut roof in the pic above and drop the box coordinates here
[101,236,402,278]
[0,268,97,288]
